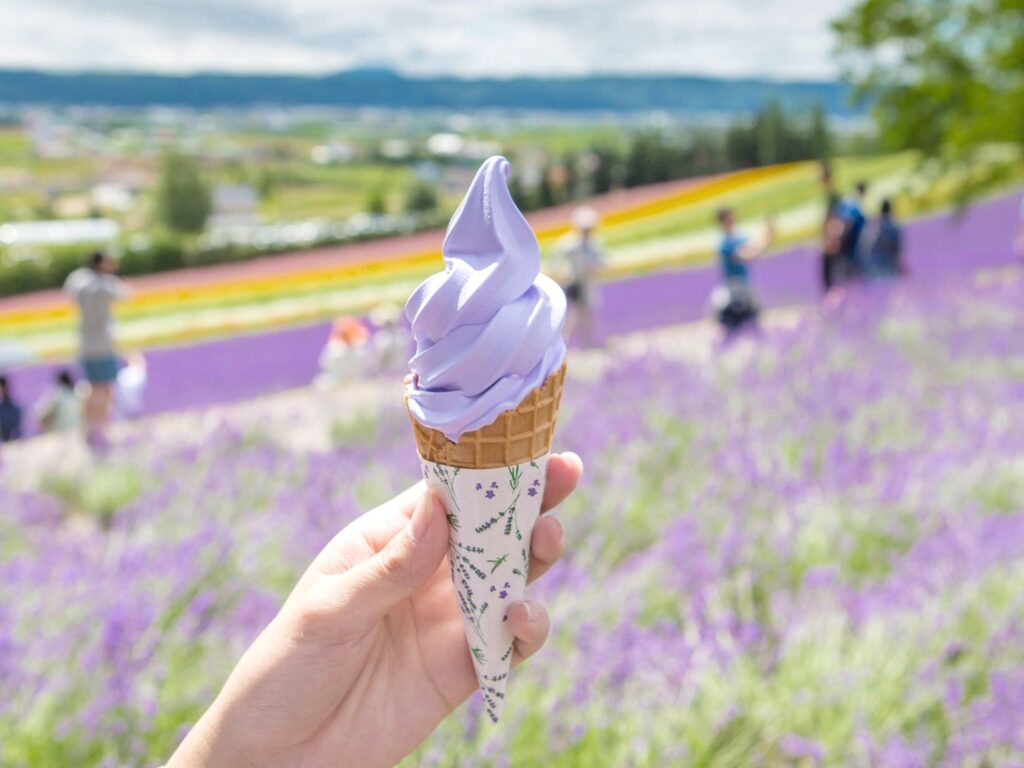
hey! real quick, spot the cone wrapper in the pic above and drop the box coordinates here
[420,455,549,723]
[408,363,566,721]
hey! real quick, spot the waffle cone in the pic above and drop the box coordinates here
[407,362,566,469]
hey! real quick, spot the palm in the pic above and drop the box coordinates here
[306,503,480,763]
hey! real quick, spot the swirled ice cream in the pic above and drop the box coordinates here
[405,156,566,441]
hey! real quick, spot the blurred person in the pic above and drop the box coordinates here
[821,192,846,292]
[0,375,23,442]
[34,370,80,433]
[64,251,129,448]
[167,453,582,768]
[868,199,906,278]
[712,207,774,336]
[1016,195,1024,259]
[839,180,870,279]
[314,315,371,389]
[557,206,605,346]
[369,304,410,373]
[115,353,148,419]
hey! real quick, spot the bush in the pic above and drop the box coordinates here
[119,237,187,276]
[404,180,439,213]
[0,247,88,297]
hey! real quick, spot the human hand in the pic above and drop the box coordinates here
[168,452,583,768]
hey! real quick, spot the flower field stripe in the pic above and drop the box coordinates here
[0,165,797,342]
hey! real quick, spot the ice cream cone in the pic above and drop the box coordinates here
[402,156,568,722]
[407,363,566,721]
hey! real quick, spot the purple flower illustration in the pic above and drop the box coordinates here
[527,487,537,497]
[475,483,482,491]
[485,489,495,499]
[490,481,499,489]
[499,590,508,599]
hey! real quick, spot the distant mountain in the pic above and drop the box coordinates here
[0,68,857,115]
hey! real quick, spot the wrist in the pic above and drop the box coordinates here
[167,703,248,768]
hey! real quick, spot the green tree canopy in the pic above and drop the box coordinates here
[403,180,439,214]
[833,0,1024,156]
[155,151,212,235]
[365,187,388,216]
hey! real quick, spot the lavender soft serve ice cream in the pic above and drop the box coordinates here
[405,156,567,441]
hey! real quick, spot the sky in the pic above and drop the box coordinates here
[0,0,854,80]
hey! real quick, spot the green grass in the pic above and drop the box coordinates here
[0,128,30,163]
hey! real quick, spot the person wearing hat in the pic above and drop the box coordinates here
[557,206,606,346]
[63,250,130,448]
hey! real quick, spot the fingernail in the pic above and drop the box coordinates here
[522,601,539,623]
[564,451,583,475]
[409,492,436,542]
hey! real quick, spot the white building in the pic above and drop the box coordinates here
[0,218,120,264]
[208,184,260,229]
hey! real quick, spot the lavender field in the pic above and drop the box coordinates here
[4,267,1024,766]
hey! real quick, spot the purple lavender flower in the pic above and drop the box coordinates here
[6,233,1024,764]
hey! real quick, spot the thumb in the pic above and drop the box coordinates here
[334,489,450,633]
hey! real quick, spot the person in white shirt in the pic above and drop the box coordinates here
[314,316,371,390]
[557,206,606,347]
[63,251,130,447]
[34,370,81,433]
[115,353,148,419]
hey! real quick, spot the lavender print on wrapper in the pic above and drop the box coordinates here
[421,456,549,723]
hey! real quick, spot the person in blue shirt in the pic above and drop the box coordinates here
[0,375,23,442]
[869,198,905,278]
[713,207,774,334]
[840,181,869,278]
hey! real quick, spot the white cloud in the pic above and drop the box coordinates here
[0,0,854,78]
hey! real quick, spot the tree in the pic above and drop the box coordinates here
[754,100,785,166]
[537,164,557,208]
[404,180,438,214]
[725,121,757,170]
[155,151,211,235]
[590,145,622,194]
[506,169,533,211]
[365,187,387,216]
[808,103,831,161]
[833,0,1024,160]
[625,132,664,187]
[562,153,581,201]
